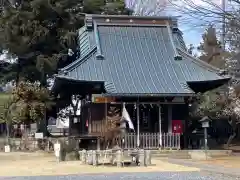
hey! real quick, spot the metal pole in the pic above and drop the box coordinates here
[137,102,140,147]
[88,104,92,134]
[158,104,162,147]
[221,0,226,51]
[204,127,208,160]
[105,97,107,134]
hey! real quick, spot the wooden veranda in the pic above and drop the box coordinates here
[74,95,185,150]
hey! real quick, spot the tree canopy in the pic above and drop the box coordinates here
[0,0,130,86]
[0,92,10,122]
[1,81,54,125]
[191,85,240,145]
[197,25,227,69]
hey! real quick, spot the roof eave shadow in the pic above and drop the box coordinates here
[187,77,231,93]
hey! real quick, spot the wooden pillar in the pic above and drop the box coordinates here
[88,105,92,134]
[168,105,172,133]
[103,98,108,138]
[137,102,140,147]
[158,104,162,147]
[68,115,73,137]
[184,102,190,149]
[97,138,100,150]
[80,99,84,135]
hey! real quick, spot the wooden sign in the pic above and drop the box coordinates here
[92,94,115,103]
[202,121,209,128]
[35,132,43,139]
[4,145,10,153]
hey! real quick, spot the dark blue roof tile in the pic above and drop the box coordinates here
[58,15,229,96]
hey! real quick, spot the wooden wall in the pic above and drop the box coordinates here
[84,103,189,135]
[88,103,106,134]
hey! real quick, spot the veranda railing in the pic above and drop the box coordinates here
[118,132,181,150]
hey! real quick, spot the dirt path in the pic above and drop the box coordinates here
[0,152,199,177]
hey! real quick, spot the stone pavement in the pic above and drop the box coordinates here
[168,158,240,178]
[0,171,239,180]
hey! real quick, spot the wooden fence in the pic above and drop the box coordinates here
[118,133,181,150]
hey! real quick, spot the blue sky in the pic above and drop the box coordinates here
[164,0,220,47]
[166,0,227,49]
[180,25,203,47]
[125,0,220,48]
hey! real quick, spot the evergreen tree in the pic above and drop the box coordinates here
[0,0,130,86]
[197,25,226,69]
[0,60,11,82]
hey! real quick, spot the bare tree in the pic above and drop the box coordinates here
[222,86,240,146]
[169,0,240,49]
[125,0,168,16]
[166,0,240,146]
[170,0,240,77]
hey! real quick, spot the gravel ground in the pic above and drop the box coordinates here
[0,171,239,180]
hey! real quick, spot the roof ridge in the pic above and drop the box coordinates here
[96,23,168,27]
[59,47,97,73]
[89,14,179,21]
[78,26,87,36]
[166,21,178,57]
[94,22,104,59]
[177,48,221,73]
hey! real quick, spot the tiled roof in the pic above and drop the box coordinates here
[58,15,229,96]
[77,26,96,58]
[172,31,187,51]
[176,49,224,82]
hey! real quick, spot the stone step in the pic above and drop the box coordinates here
[168,153,191,159]
[152,153,170,157]
[151,150,191,159]
[148,150,233,160]
[151,151,172,157]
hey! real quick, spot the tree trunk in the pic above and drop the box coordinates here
[227,132,236,147]
[6,122,10,145]
[16,58,20,86]
[227,117,237,147]
[38,114,47,137]
[40,72,47,88]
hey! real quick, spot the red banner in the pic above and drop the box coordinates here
[172,120,183,134]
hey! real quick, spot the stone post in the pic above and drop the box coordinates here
[109,150,114,165]
[79,151,82,161]
[4,145,10,153]
[139,149,145,166]
[81,149,87,164]
[144,150,151,166]
[116,150,122,167]
[87,150,93,165]
[92,150,98,166]
[54,141,61,162]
